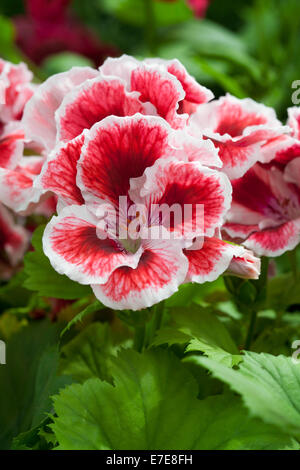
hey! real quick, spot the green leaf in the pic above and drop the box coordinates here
[198,351,300,438]
[60,322,114,384]
[0,15,23,63]
[51,349,297,450]
[60,300,103,336]
[101,0,192,27]
[42,52,93,76]
[170,19,262,81]
[23,225,92,300]
[267,272,300,310]
[0,321,71,449]
[153,307,242,367]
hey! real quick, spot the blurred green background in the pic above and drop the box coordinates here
[1,0,299,120]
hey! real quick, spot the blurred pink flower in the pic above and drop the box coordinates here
[187,0,210,17]
[13,0,117,67]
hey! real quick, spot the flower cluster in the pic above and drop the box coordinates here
[2,54,300,310]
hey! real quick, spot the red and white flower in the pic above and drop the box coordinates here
[40,114,248,310]
[224,160,300,257]
[190,94,289,179]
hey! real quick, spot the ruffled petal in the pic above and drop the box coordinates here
[43,205,142,285]
[78,114,173,208]
[36,133,85,207]
[130,158,231,238]
[56,75,145,143]
[184,236,243,283]
[0,123,24,169]
[92,226,188,310]
[22,66,98,151]
[130,65,187,129]
[244,219,300,257]
[190,94,287,178]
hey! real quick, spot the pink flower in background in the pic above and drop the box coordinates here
[13,0,117,67]
[222,106,300,257]
[0,203,29,277]
[187,0,210,17]
[223,160,300,257]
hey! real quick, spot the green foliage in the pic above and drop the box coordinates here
[23,226,92,300]
[198,351,300,439]
[50,349,298,450]
[153,306,242,367]
[60,322,114,384]
[0,321,71,449]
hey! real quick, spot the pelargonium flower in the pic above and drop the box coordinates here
[38,114,249,310]
[189,94,289,179]
[0,203,29,277]
[223,159,300,257]
[0,59,34,123]
[13,0,117,67]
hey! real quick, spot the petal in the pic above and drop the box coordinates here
[287,106,300,139]
[0,60,33,122]
[92,226,188,310]
[184,236,243,283]
[43,205,142,285]
[36,133,85,207]
[0,203,29,266]
[284,157,300,188]
[0,123,24,169]
[130,158,232,238]
[230,163,300,225]
[56,75,145,143]
[22,66,98,151]
[244,219,300,257]
[78,114,173,208]
[190,94,286,178]
[130,66,187,129]
[208,134,263,180]
[170,130,222,167]
[262,134,300,165]
[101,54,140,85]
[145,58,214,112]
[0,156,44,212]
[226,247,261,280]
[192,94,280,137]
[223,222,259,240]
[166,59,214,106]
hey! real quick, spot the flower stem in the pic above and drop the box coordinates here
[244,309,257,350]
[133,324,146,353]
[288,248,298,281]
[143,0,156,55]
